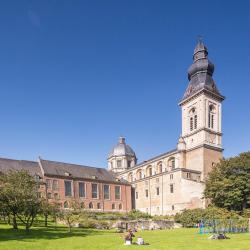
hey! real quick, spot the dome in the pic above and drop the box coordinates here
[108,137,136,159]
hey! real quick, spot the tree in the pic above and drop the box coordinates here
[0,170,41,231]
[40,199,61,227]
[59,199,81,233]
[204,152,250,211]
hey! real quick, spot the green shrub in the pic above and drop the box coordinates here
[174,206,241,227]
[242,209,250,218]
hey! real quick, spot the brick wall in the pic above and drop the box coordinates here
[41,175,132,213]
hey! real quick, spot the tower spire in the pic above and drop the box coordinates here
[181,40,224,102]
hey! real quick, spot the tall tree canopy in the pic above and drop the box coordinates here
[204,152,250,211]
[0,170,41,231]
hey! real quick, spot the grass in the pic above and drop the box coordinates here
[0,223,249,250]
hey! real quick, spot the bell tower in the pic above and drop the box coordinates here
[179,40,225,178]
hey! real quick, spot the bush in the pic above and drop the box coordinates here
[242,209,250,218]
[174,206,241,227]
[126,210,152,220]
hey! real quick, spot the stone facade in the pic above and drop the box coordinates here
[113,41,225,215]
[0,40,225,216]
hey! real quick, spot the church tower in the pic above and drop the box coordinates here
[179,40,225,178]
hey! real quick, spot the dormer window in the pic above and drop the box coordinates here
[64,172,71,177]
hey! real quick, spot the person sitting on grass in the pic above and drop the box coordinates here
[124,229,135,244]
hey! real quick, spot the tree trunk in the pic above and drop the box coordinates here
[45,214,48,227]
[12,215,18,230]
[25,224,30,233]
[7,215,11,225]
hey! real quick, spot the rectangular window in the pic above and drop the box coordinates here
[156,187,160,195]
[194,115,197,129]
[104,184,110,200]
[136,192,138,199]
[127,160,131,168]
[91,183,98,199]
[170,184,174,193]
[115,186,121,200]
[186,173,191,179]
[145,189,148,198]
[117,160,122,168]
[52,180,59,190]
[170,174,173,180]
[79,182,85,198]
[64,181,72,197]
[190,117,193,131]
[47,193,52,199]
[46,179,52,189]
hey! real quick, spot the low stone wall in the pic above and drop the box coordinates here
[114,220,175,231]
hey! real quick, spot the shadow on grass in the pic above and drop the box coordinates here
[0,225,111,242]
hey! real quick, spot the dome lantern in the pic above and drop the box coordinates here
[108,137,137,173]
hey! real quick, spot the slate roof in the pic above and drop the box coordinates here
[108,137,136,159]
[0,158,42,176]
[39,158,126,183]
[181,41,224,102]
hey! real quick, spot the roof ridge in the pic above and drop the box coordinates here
[137,148,177,166]
[0,157,37,164]
[40,158,105,170]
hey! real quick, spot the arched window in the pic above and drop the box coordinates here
[128,173,133,182]
[208,105,215,129]
[89,202,93,209]
[80,202,85,209]
[189,108,197,131]
[168,157,175,170]
[146,166,152,177]
[136,169,142,180]
[157,162,162,174]
[64,201,69,209]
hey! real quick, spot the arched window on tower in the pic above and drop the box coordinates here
[208,105,215,129]
[189,108,197,131]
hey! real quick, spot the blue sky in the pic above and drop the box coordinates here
[0,0,249,167]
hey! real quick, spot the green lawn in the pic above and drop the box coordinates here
[0,224,249,250]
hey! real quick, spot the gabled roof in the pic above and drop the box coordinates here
[0,158,42,176]
[39,158,126,183]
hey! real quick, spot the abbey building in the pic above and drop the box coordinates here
[108,40,225,215]
[0,41,224,215]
